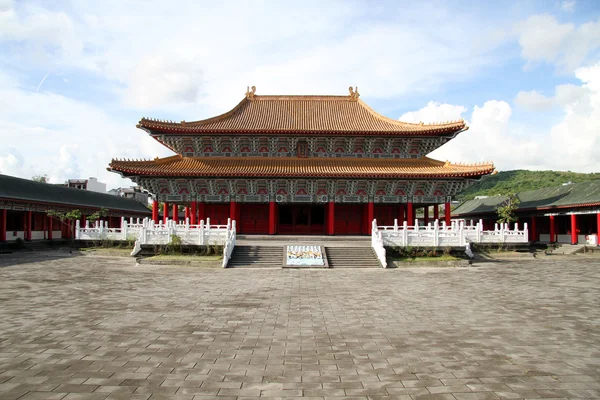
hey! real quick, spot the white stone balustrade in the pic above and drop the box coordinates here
[373,219,529,248]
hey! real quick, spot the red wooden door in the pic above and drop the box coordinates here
[240,204,269,234]
[374,205,397,227]
[204,204,229,225]
[335,204,363,235]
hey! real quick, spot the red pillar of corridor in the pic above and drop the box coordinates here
[172,204,179,223]
[185,207,190,222]
[268,201,277,235]
[530,216,537,242]
[444,202,451,226]
[406,202,413,227]
[25,210,32,241]
[152,200,159,223]
[549,215,556,243]
[190,201,197,225]
[163,202,169,223]
[433,204,439,221]
[0,209,6,242]
[327,202,335,235]
[47,215,53,240]
[570,214,577,244]
[423,206,429,225]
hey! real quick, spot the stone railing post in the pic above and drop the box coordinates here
[433,219,439,247]
[199,219,205,245]
[402,221,408,246]
[393,219,398,232]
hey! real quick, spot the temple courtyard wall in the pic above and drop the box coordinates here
[0,253,599,399]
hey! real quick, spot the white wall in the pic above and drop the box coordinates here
[86,177,107,193]
[539,233,597,245]
[5,231,62,241]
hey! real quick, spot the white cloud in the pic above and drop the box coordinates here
[516,14,600,71]
[0,1,510,111]
[412,62,600,173]
[514,90,554,111]
[561,0,576,12]
[0,73,173,188]
[399,102,467,124]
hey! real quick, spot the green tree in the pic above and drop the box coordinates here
[87,208,108,225]
[47,209,82,246]
[32,174,48,183]
[496,193,520,224]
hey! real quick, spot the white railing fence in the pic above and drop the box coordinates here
[76,217,234,259]
[371,218,529,266]
[371,220,388,268]
[222,220,237,268]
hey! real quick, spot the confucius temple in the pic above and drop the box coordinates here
[108,87,495,235]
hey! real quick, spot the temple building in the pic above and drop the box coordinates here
[109,87,495,235]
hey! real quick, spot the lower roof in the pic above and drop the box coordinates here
[0,174,151,214]
[452,180,600,216]
[109,155,495,179]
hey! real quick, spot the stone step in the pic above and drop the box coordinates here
[228,245,283,268]
[325,247,381,268]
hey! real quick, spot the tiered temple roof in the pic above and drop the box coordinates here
[137,87,467,136]
[109,155,494,179]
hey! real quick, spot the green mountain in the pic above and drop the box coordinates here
[456,170,600,201]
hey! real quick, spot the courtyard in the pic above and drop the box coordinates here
[0,254,598,400]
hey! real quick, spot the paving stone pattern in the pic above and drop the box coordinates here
[0,254,599,399]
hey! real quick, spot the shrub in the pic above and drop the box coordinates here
[12,237,25,250]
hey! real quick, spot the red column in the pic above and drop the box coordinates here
[47,215,53,240]
[229,201,237,224]
[597,212,600,242]
[327,201,335,235]
[185,206,190,222]
[407,202,414,227]
[26,211,32,241]
[152,200,159,223]
[163,202,169,223]
[433,204,439,221]
[269,201,277,235]
[423,206,429,225]
[172,204,179,223]
[367,201,374,234]
[197,202,205,223]
[530,216,537,242]
[81,215,87,229]
[190,201,197,225]
[444,202,451,226]
[549,215,556,243]
[398,204,405,225]
[570,214,577,244]
[0,209,6,242]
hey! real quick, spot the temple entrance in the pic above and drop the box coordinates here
[278,204,325,234]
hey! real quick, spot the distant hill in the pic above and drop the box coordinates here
[456,170,600,201]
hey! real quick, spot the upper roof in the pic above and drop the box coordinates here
[109,155,494,179]
[0,174,151,214]
[452,180,600,216]
[138,86,467,136]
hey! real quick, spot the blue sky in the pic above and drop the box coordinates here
[0,0,599,189]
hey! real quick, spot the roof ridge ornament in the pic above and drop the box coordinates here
[348,86,360,100]
[246,85,256,99]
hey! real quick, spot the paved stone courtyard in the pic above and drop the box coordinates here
[0,254,599,400]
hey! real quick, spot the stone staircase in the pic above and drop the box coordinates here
[551,244,587,255]
[227,246,283,268]
[325,247,381,268]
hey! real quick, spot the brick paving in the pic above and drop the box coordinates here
[0,253,599,399]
